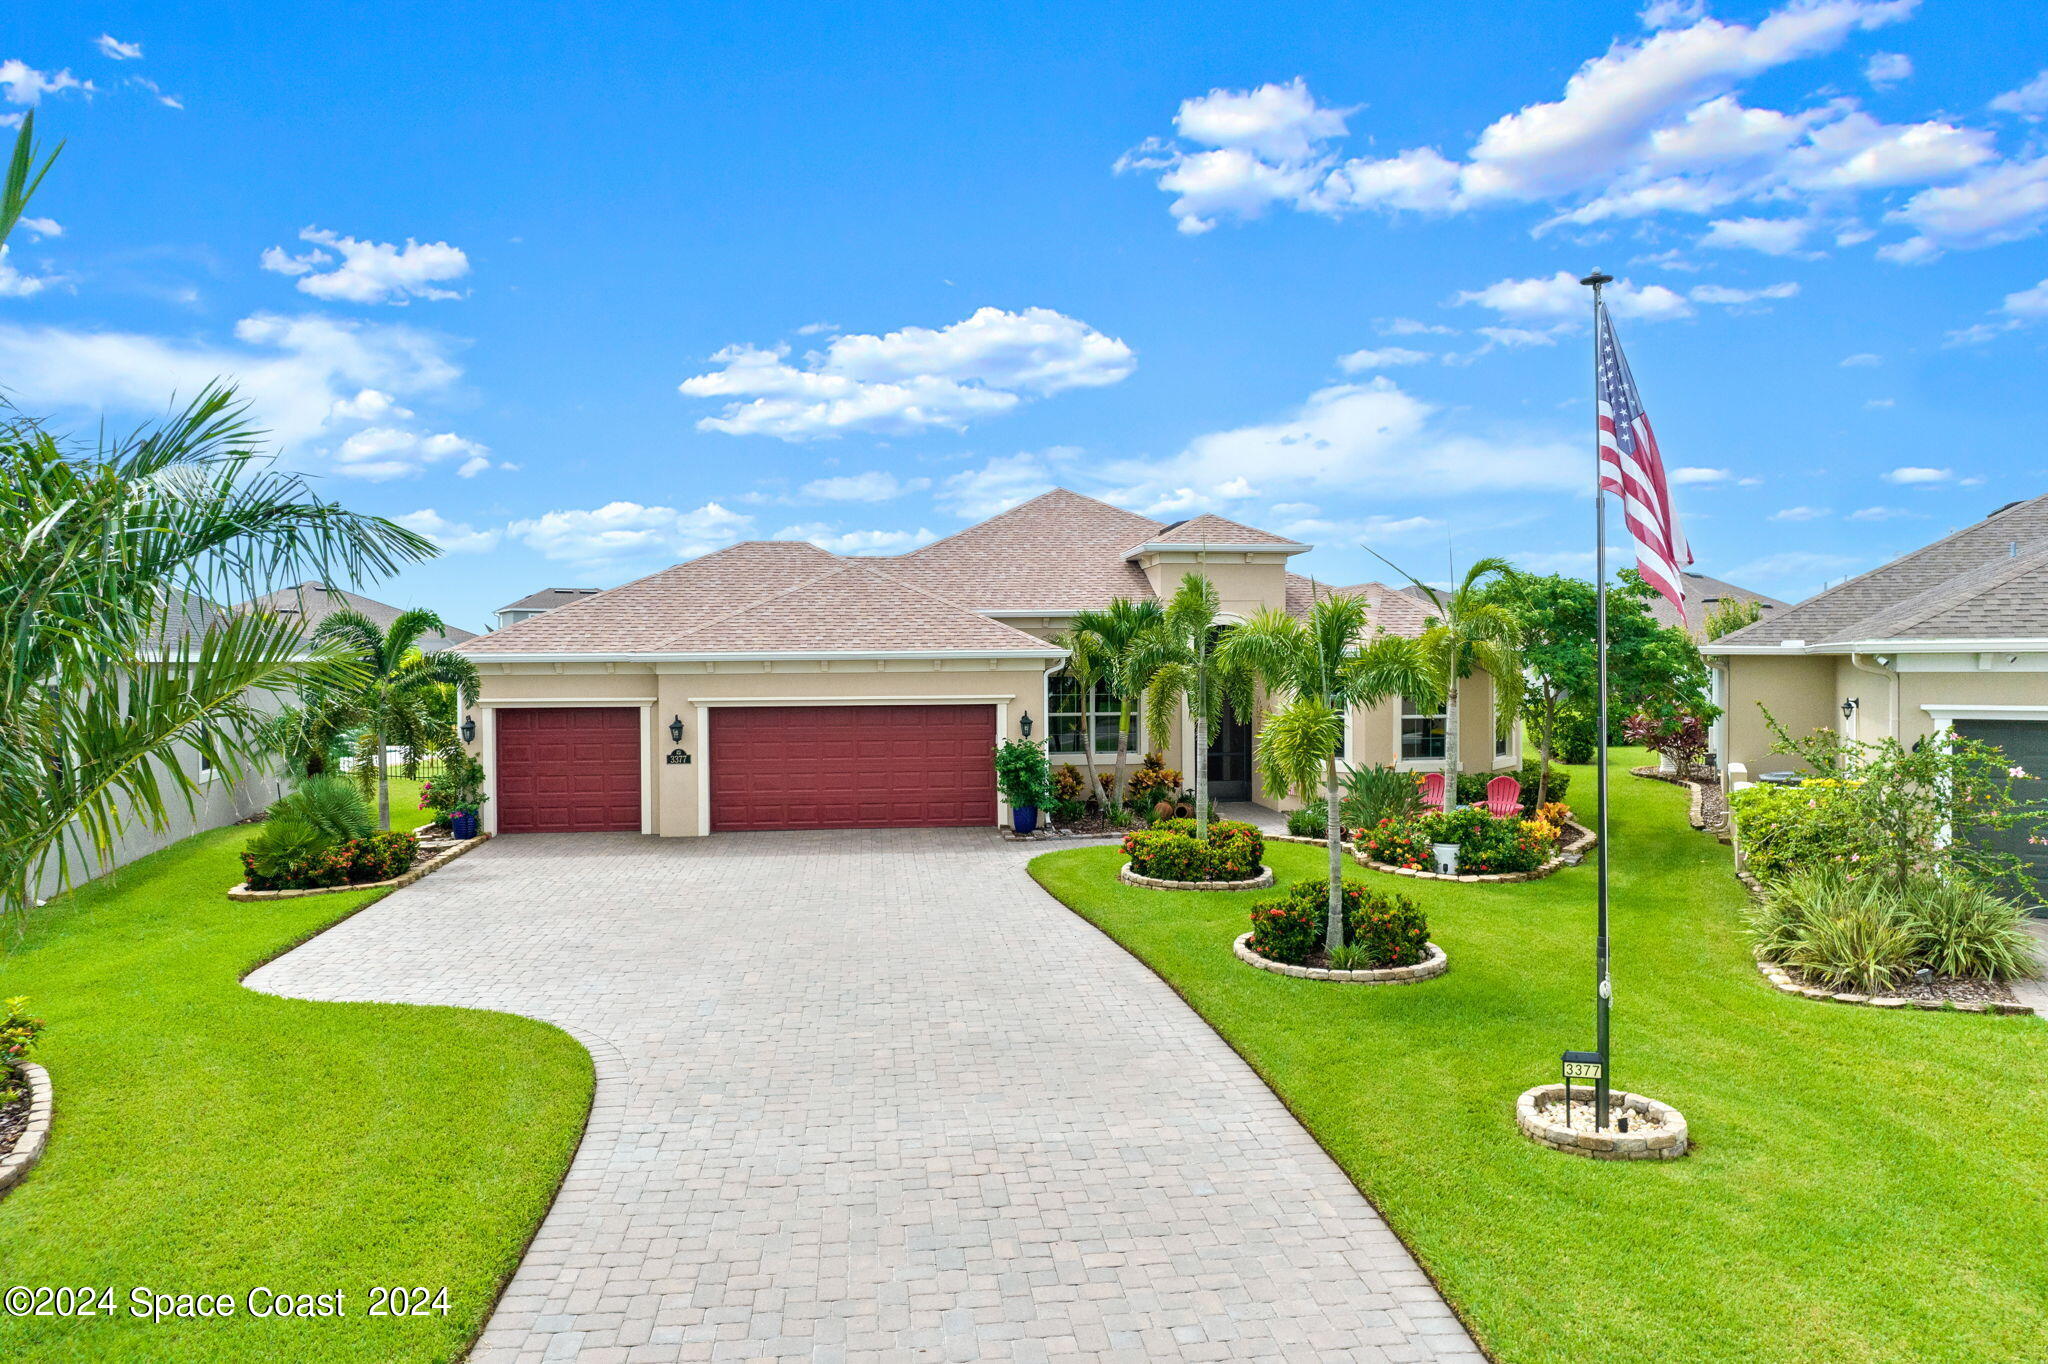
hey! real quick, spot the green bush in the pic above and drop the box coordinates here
[994,738,1054,809]
[1122,818,1264,882]
[1,995,45,1104]
[1729,782,1867,883]
[1357,808,1556,874]
[1049,797,1087,826]
[1246,879,1430,967]
[1901,877,2038,982]
[1454,762,1568,814]
[1354,818,1434,870]
[1343,764,1423,829]
[287,776,376,842]
[1287,801,1327,839]
[1788,889,1916,994]
[240,830,420,892]
[1745,865,2037,986]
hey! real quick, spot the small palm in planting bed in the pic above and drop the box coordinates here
[1247,880,1430,970]
[239,778,421,891]
[1122,818,1265,882]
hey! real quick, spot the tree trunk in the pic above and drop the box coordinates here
[1112,704,1131,812]
[374,727,391,831]
[1324,754,1344,954]
[1192,709,1209,839]
[1536,691,1556,808]
[1443,679,1462,812]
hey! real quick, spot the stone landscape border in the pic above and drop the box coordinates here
[228,833,492,902]
[1356,822,1595,884]
[1734,869,2036,1016]
[0,1063,52,1197]
[1631,766,1711,831]
[1516,1083,1688,1160]
[1120,863,1275,892]
[1233,934,1448,983]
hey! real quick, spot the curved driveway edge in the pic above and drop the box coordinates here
[250,829,1479,1362]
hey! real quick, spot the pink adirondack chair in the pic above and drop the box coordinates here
[1418,771,1447,813]
[1484,774,1523,819]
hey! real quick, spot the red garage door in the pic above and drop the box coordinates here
[711,704,996,832]
[496,707,642,833]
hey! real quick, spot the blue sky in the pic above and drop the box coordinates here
[5,0,2046,632]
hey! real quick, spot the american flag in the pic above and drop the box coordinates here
[1596,302,1693,624]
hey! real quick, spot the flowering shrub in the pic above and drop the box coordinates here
[1,996,44,1104]
[1125,752,1182,809]
[1357,808,1557,874]
[1727,782,1868,883]
[1247,880,1430,967]
[1123,817,1264,882]
[242,830,420,891]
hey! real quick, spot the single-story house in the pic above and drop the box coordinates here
[1650,571,1786,640]
[1704,493,2048,891]
[494,587,602,631]
[457,488,1520,836]
[243,580,478,650]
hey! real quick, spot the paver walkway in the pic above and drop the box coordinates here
[250,830,1477,1363]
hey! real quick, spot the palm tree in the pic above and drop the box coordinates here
[1,391,435,925]
[298,609,479,831]
[1382,556,1522,812]
[1066,597,1165,809]
[1052,626,1107,803]
[1140,574,1251,838]
[1223,593,1437,953]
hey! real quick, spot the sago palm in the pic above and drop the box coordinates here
[1067,597,1166,809]
[1380,555,1522,811]
[299,608,479,831]
[1223,593,1437,953]
[1140,574,1251,838]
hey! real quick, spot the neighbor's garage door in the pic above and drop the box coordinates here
[710,704,996,832]
[1954,718,2048,909]
[496,707,642,833]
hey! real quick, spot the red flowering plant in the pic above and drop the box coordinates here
[1354,818,1433,871]
[1247,880,1429,967]
[1,996,45,1104]
[241,831,420,891]
[1123,817,1265,882]
[1624,711,1711,772]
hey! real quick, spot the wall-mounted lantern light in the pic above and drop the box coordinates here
[1019,710,1034,739]
[460,716,477,744]
[669,714,685,743]
[1841,697,1859,722]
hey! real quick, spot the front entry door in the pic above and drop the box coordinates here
[1207,703,1252,802]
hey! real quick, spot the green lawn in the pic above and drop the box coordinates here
[0,782,593,1363]
[1030,750,2048,1364]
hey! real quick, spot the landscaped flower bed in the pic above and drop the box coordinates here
[0,998,49,1197]
[241,829,420,891]
[1121,817,1267,887]
[1238,879,1440,981]
[1355,806,1566,877]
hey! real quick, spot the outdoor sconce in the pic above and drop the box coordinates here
[1841,697,1860,722]
[669,714,685,743]
[1019,710,1034,739]
[460,716,477,744]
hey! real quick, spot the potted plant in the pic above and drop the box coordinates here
[995,737,1053,835]
[451,805,481,840]
[427,750,489,840]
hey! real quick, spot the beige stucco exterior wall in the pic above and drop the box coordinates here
[465,658,1051,836]
[1718,654,1836,779]
[1134,551,1293,620]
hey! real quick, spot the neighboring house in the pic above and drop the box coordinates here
[1650,571,1786,639]
[494,588,602,631]
[457,489,1520,837]
[241,581,478,650]
[1704,494,2048,893]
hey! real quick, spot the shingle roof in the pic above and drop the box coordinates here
[240,581,477,650]
[1143,514,1305,549]
[497,587,602,613]
[1712,494,2048,648]
[887,488,1163,611]
[662,561,1058,654]
[1649,572,1787,637]
[1283,575,1437,639]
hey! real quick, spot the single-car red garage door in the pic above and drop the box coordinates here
[711,704,996,832]
[496,707,642,833]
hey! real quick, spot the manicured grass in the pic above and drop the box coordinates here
[0,784,593,1362]
[1031,751,2048,1364]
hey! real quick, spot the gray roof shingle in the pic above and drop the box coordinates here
[240,581,477,651]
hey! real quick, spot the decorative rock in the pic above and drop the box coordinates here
[1119,863,1275,892]
[1751,953,2035,1017]
[1233,934,1448,984]
[1515,1083,1689,1160]
[0,1063,52,1197]
[227,833,492,901]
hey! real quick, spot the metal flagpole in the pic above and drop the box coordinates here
[1580,268,1614,1131]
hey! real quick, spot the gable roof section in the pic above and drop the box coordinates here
[242,581,477,650]
[1711,494,2048,650]
[1283,574,1436,639]
[660,560,1058,654]
[888,488,1162,611]
[497,587,602,614]
[1648,572,1788,636]
[1140,513,1307,550]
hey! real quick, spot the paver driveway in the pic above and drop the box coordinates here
[250,831,1477,1363]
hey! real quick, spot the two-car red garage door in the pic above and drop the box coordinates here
[710,704,996,832]
[494,703,997,834]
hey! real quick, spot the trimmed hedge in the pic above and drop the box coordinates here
[1122,817,1265,883]
[1727,781,1865,884]
[1248,879,1431,967]
[240,830,420,892]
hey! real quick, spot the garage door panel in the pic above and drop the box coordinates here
[711,704,997,832]
[497,707,642,833]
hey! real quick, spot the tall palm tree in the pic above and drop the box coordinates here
[1223,593,1437,952]
[1067,597,1165,809]
[1140,574,1252,839]
[1382,556,1522,811]
[1052,625,1107,803]
[299,609,479,831]
[1,391,435,925]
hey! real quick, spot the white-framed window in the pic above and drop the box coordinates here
[1400,695,1446,761]
[1049,674,1137,755]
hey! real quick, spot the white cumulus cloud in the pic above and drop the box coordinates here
[510,501,753,565]
[261,227,470,304]
[1455,270,1693,321]
[94,34,144,60]
[1884,465,1951,483]
[394,509,500,554]
[1864,51,1912,87]
[771,523,938,556]
[1990,70,2048,118]
[1337,346,1432,371]
[680,308,1134,440]
[799,471,931,502]
[1700,215,1814,254]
